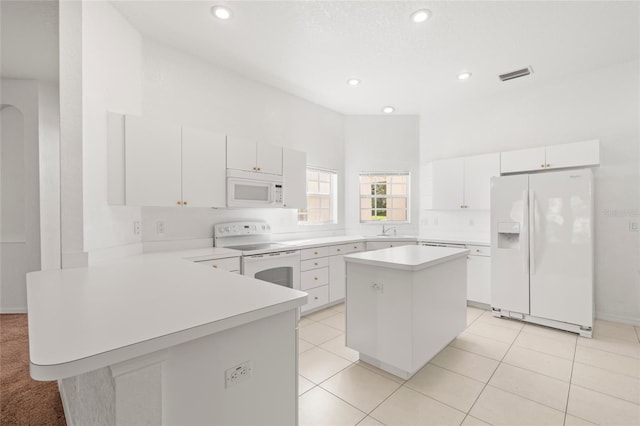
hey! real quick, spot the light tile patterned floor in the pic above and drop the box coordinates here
[298,304,640,426]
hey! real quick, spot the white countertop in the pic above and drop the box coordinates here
[27,255,306,381]
[344,245,469,271]
[419,236,490,246]
[278,235,418,249]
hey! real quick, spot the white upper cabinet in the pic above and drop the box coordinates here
[282,148,307,209]
[227,136,283,175]
[181,126,227,208]
[257,142,283,175]
[125,115,182,207]
[428,153,500,210]
[117,115,226,207]
[463,153,501,210]
[500,146,546,174]
[501,140,600,174]
[431,158,464,210]
[545,139,600,170]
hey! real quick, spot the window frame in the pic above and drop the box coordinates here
[297,166,338,225]
[358,171,411,223]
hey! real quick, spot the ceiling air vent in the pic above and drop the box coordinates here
[499,67,533,82]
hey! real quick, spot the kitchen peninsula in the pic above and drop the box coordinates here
[344,245,469,379]
[27,254,306,425]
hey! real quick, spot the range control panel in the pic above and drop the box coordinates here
[214,221,271,238]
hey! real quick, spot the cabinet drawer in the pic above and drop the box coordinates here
[301,257,329,271]
[301,285,329,313]
[300,246,329,260]
[194,257,241,273]
[301,267,329,290]
[329,242,364,256]
[467,245,491,257]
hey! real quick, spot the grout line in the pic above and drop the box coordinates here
[563,329,579,425]
[576,338,640,361]
[461,320,525,424]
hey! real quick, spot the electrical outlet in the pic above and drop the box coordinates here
[133,220,141,236]
[630,220,639,232]
[371,282,384,293]
[225,361,252,388]
[156,221,165,235]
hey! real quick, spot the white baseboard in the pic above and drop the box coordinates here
[595,311,640,326]
[0,307,27,314]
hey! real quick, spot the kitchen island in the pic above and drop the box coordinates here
[344,245,469,379]
[27,254,307,426]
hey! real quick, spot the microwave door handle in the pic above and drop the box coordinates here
[270,183,277,204]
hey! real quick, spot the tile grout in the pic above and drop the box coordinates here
[298,306,640,426]
[461,317,526,425]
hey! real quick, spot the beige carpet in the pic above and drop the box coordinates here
[0,314,66,425]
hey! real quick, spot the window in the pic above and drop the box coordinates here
[298,167,337,224]
[359,172,410,222]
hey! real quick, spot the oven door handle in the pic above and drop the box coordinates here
[243,250,299,262]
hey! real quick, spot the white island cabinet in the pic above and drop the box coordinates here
[344,245,468,380]
[27,255,306,426]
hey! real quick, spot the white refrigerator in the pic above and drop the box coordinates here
[490,168,594,337]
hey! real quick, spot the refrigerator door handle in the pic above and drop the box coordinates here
[522,189,529,275]
[530,190,535,275]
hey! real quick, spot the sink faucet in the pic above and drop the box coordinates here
[382,225,397,236]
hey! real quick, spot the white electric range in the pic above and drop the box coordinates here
[214,221,301,290]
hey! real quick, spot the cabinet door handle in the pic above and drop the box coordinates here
[183,201,188,206]
[314,277,318,280]
[476,249,480,252]
[314,262,318,266]
[314,251,318,255]
[177,200,182,205]
[546,163,550,168]
[314,296,318,300]
[540,164,545,168]
[212,264,218,268]
[257,167,261,171]
[337,248,341,252]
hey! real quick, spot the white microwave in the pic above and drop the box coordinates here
[227,169,284,208]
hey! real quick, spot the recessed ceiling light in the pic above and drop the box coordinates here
[382,106,395,114]
[411,9,432,23]
[457,71,472,80]
[347,78,361,86]
[211,5,231,20]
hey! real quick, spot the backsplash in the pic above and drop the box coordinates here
[419,209,490,242]
[141,207,346,251]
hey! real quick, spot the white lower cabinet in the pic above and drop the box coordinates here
[328,242,364,303]
[328,256,346,302]
[193,257,241,274]
[300,242,364,314]
[300,247,330,313]
[303,286,329,312]
[466,245,491,305]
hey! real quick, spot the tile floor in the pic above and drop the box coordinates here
[298,304,640,426]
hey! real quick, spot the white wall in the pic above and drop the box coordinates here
[420,60,640,324]
[1,79,41,312]
[344,115,420,237]
[138,39,346,246]
[38,81,61,270]
[59,0,87,268]
[81,1,143,263]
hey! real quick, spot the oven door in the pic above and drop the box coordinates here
[242,250,301,290]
